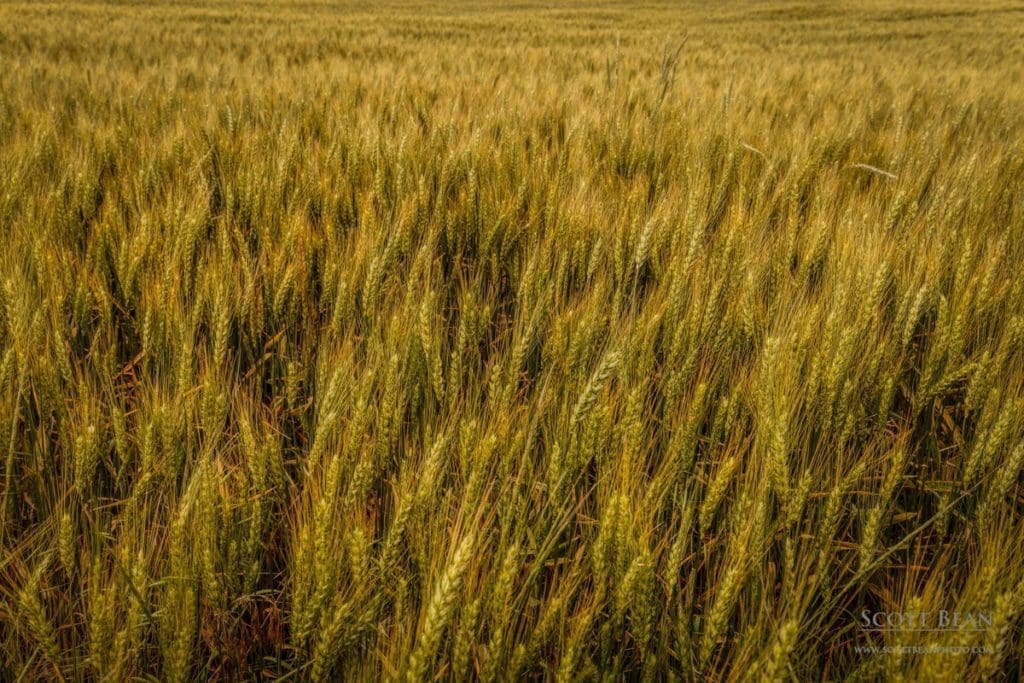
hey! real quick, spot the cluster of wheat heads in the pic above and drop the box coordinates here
[2,0,1024,680]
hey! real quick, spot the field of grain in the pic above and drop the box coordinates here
[2,0,1023,680]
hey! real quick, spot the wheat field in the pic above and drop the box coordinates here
[1,0,1023,680]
